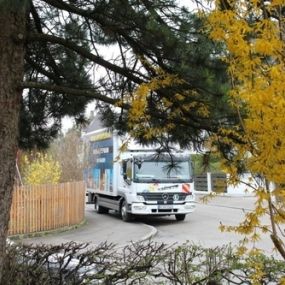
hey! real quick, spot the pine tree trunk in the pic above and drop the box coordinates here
[0,2,27,281]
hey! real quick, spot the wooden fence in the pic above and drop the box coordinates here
[194,173,208,192]
[194,173,227,193]
[9,181,85,236]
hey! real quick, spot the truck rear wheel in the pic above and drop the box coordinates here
[121,200,133,222]
[95,197,109,214]
[175,214,186,221]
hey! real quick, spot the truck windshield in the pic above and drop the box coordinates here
[134,160,193,183]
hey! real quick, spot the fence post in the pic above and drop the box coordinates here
[207,172,212,192]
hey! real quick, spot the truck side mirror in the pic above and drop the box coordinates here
[123,174,132,185]
[122,162,127,178]
[122,160,132,184]
[122,165,126,173]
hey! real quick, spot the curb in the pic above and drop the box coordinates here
[9,219,87,241]
[139,224,158,242]
[117,223,158,249]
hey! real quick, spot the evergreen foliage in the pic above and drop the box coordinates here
[192,153,222,175]
[20,0,234,150]
[21,16,93,149]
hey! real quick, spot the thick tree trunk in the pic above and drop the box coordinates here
[0,2,27,281]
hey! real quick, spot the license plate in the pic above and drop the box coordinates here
[158,205,173,210]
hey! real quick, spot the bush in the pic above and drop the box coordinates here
[3,241,285,284]
[22,153,62,185]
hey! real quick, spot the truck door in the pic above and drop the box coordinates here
[118,159,133,194]
[123,160,132,183]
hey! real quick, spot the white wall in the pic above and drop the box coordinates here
[226,173,255,195]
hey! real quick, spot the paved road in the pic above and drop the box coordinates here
[23,194,281,257]
[140,195,276,255]
[23,205,156,248]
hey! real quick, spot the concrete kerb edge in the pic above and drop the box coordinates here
[9,219,87,241]
[139,223,158,242]
[116,223,158,250]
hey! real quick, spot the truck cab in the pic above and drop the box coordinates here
[117,152,196,221]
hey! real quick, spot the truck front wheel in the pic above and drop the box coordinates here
[175,214,186,221]
[95,198,109,214]
[121,200,133,222]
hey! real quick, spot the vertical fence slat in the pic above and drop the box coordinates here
[50,184,53,230]
[29,185,32,233]
[65,183,69,224]
[36,186,39,231]
[8,182,85,236]
[22,187,25,234]
[69,182,71,224]
[41,185,44,231]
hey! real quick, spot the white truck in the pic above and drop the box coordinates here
[82,118,196,222]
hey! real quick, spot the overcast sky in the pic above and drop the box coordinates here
[61,0,206,133]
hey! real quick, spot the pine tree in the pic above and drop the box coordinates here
[0,0,235,280]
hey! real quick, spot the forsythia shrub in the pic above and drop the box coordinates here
[23,153,61,185]
[206,0,285,260]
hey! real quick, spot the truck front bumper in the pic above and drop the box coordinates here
[130,202,196,215]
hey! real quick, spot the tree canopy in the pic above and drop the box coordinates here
[21,0,235,150]
[1,1,238,280]
[2,0,285,282]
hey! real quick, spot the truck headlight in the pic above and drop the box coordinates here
[185,204,196,209]
[185,194,194,201]
[136,195,145,202]
[133,204,147,211]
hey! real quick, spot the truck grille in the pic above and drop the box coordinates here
[138,192,189,204]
